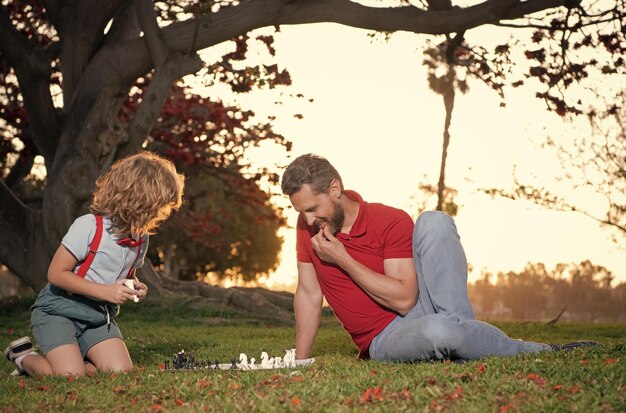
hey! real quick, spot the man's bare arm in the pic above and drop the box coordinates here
[294,261,323,359]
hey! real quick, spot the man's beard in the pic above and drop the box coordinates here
[314,199,345,235]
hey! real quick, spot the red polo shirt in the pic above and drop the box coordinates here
[296,190,414,358]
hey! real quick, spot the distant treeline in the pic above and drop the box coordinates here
[468,260,626,322]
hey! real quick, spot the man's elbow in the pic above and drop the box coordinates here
[396,296,417,316]
[294,287,323,309]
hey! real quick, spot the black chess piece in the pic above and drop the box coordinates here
[214,359,220,369]
[174,350,187,370]
[165,360,170,370]
[231,358,237,369]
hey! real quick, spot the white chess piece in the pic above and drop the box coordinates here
[250,357,256,370]
[289,349,296,367]
[283,348,296,368]
[260,351,270,369]
[273,356,283,368]
[239,353,249,370]
[123,279,139,302]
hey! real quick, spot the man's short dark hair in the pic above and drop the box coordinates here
[281,154,344,196]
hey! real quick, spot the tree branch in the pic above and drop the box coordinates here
[0,5,60,163]
[134,0,170,67]
[103,1,141,46]
[117,53,204,159]
[115,0,205,158]
[86,0,568,88]
[481,186,626,235]
[55,0,125,108]
[426,0,452,11]
[4,144,35,189]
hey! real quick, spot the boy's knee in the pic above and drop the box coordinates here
[53,365,86,377]
[99,360,133,373]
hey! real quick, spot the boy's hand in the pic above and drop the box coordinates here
[123,279,140,302]
[131,278,148,301]
[102,282,137,304]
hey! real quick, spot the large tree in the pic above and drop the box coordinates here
[1,0,624,300]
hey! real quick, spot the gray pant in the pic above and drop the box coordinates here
[369,211,550,361]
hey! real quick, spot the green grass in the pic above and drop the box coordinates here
[1,296,625,412]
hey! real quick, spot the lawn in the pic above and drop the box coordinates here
[1,295,624,412]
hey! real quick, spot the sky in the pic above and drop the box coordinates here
[190,21,625,289]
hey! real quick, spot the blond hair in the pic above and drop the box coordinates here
[90,151,185,237]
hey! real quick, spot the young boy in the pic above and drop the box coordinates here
[4,151,185,376]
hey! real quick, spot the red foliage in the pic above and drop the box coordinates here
[526,373,548,387]
[290,396,302,407]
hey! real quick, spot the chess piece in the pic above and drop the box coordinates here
[123,279,139,302]
[214,359,220,370]
[239,353,249,370]
[283,349,296,368]
[249,357,256,370]
[173,351,182,369]
[273,356,283,368]
[231,358,237,369]
[260,352,270,369]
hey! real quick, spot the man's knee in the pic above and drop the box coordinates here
[418,315,463,350]
[414,211,454,242]
[415,211,452,230]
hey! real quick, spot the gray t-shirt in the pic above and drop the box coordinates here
[62,214,149,285]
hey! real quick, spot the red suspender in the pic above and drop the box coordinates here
[76,215,104,278]
[126,238,143,279]
[75,214,142,279]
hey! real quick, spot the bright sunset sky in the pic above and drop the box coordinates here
[190,20,625,289]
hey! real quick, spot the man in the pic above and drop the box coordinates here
[281,154,597,362]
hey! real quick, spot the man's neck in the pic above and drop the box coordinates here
[340,194,359,234]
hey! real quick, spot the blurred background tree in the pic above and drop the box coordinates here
[468,260,626,322]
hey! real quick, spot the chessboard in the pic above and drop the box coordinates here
[160,348,315,371]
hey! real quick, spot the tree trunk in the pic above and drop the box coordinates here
[436,68,456,211]
[138,262,294,326]
[0,180,50,290]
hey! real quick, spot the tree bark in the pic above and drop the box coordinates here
[0,6,60,163]
[56,0,124,108]
[138,262,294,325]
[0,181,49,289]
